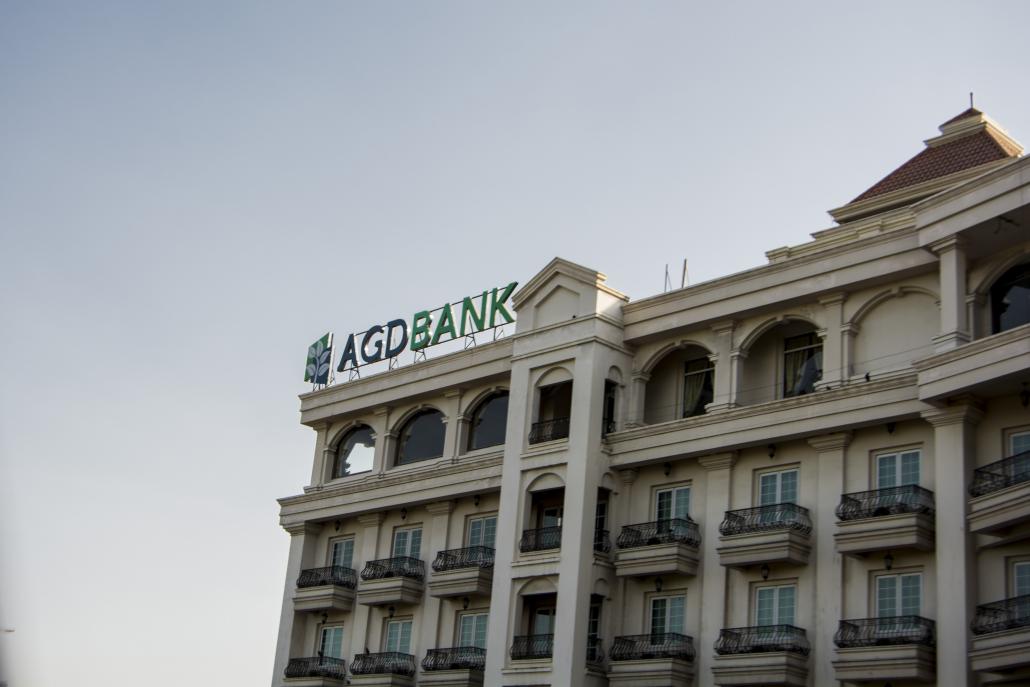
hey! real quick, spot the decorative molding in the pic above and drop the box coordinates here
[698,452,738,471]
[920,401,984,427]
[356,512,386,527]
[806,432,853,452]
[283,521,322,536]
[425,500,456,515]
[618,468,639,485]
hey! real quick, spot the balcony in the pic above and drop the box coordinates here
[293,566,357,613]
[968,451,1030,533]
[615,519,701,578]
[428,547,494,599]
[712,626,809,686]
[284,656,347,686]
[717,504,812,568]
[349,652,416,687]
[519,526,562,554]
[510,634,553,661]
[528,417,570,444]
[832,617,936,682]
[420,647,485,687]
[834,486,936,555]
[356,557,425,607]
[607,633,695,687]
[970,595,1030,675]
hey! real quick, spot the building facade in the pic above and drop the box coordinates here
[272,108,1030,687]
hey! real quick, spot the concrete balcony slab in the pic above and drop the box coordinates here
[717,530,811,568]
[711,652,808,686]
[427,567,493,598]
[615,542,699,578]
[282,678,346,687]
[349,676,414,687]
[835,512,935,555]
[832,645,936,682]
[607,658,694,686]
[292,585,356,613]
[418,669,484,687]
[970,625,1030,674]
[969,481,1030,533]
[356,576,424,606]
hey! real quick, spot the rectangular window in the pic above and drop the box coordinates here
[876,450,921,488]
[458,612,489,649]
[468,516,497,548]
[319,626,345,659]
[1014,561,1030,597]
[385,619,413,654]
[755,585,795,626]
[532,606,556,635]
[783,333,822,397]
[656,486,691,521]
[392,527,422,558]
[541,506,563,528]
[759,469,798,505]
[649,595,686,635]
[876,573,921,617]
[329,538,354,569]
[683,357,714,418]
[1011,430,1030,456]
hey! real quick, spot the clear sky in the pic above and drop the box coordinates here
[1,2,1028,685]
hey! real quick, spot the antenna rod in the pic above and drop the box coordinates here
[970,91,974,108]
[681,259,688,288]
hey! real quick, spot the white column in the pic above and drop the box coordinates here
[311,423,332,486]
[930,237,971,352]
[817,294,846,390]
[626,371,649,428]
[419,501,454,663]
[371,406,391,473]
[442,389,462,459]
[707,321,737,412]
[271,522,322,687]
[355,512,385,650]
[841,323,858,382]
[696,452,736,687]
[807,432,851,687]
[922,402,982,687]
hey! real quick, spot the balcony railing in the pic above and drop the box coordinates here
[609,633,696,662]
[971,594,1030,635]
[719,504,812,536]
[617,518,701,549]
[529,417,570,444]
[835,485,935,521]
[431,546,495,572]
[833,616,936,647]
[714,625,811,656]
[421,646,486,671]
[520,526,562,553]
[350,652,416,676]
[284,656,347,680]
[586,637,605,668]
[510,634,554,660]
[296,566,357,589]
[970,451,1030,497]
[593,529,612,553]
[360,556,425,582]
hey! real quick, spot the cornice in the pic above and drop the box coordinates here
[283,521,322,536]
[509,334,632,362]
[921,401,985,427]
[912,154,1028,214]
[357,512,386,527]
[913,324,1030,370]
[512,257,628,309]
[425,500,456,515]
[806,431,853,452]
[510,311,624,342]
[698,452,738,471]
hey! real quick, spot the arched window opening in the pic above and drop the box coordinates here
[783,332,822,397]
[991,263,1030,334]
[683,356,714,418]
[467,392,509,451]
[333,425,375,478]
[396,409,446,465]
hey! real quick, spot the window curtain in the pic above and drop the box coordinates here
[683,371,706,417]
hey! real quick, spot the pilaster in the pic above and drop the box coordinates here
[271,521,323,687]
[707,321,737,412]
[929,236,971,352]
[626,371,650,428]
[419,500,455,664]
[697,451,737,687]
[311,422,332,487]
[441,389,462,459]
[817,294,847,389]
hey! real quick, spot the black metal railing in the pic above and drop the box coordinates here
[609,633,696,662]
[431,546,495,572]
[510,634,554,660]
[833,616,936,647]
[520,526,562,552]
[421,646,486,671]
[719,503,812,536]
[586,637,605,668]
[350,652,416,676]
[714,625,811,656]
[284,656,347,680]
[970,451,1030,497]
[296,566,357,589]
[360,556,425,582]
[835,485,935,521]
[617,518,702,549]
[529,417,570,444]
[602,418,617,436]
[593,529,611,553]
[971,594,1030,635]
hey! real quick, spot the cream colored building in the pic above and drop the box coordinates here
[272,108,1030,687]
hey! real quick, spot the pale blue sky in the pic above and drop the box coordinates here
[2,2,1029,685]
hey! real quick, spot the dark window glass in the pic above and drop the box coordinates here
[991,263,1030,334]
[397,409,446,465]
[783,332,822,397]
[467,392,509,451]
[333,425,375,478]
[683,357,714,418]
[602,380,617,434]
[538,381,573,421]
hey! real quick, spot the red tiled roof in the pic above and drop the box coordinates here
[851,128,1018,203]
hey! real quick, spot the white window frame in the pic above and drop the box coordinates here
[328,536,355,569]
[756,467,799,506]
[753,584,796,626]
[1012,560,1030,598]
[384,618,413,654]
[319,624,345,659]
[467,515,497,548]
[392,526,423,559]
[649,593,686,635]
[655,485,691,521]
[1008,428,1030,456]
[457,611,489,649]
[875,448,921,489]
[874,572,922,617]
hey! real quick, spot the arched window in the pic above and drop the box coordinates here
[396,409,446,465]
[991,263,1030,334]
[333,425,375,478]
[467,392,509,451]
